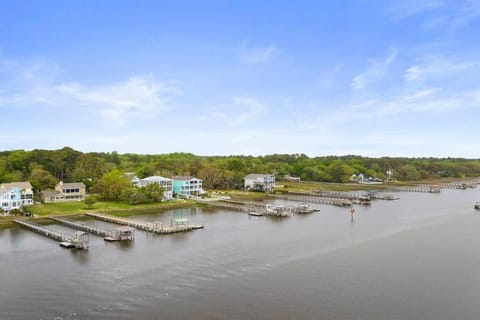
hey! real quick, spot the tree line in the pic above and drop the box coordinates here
[1,147,479,195]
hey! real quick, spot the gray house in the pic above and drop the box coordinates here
[244,174,275,192]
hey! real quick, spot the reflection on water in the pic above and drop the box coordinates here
[0,188,480,320]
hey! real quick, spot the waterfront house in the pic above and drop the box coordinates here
[350,173,382,184]
[131,175,173,199]
[244,174,275,192]
[0,181,34,215]
[41,181,86,203]
[281,175,301,181]
[172,176,203,197]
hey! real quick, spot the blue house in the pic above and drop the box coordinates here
[172,176,203,197]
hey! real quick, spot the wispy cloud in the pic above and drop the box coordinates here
[55,77,179,124]
[388,0,445,20]
[403,54,478,82]
[0,58,179,125]
[238,43,282,64]
[388,0,480,31]
[351,49,398,90]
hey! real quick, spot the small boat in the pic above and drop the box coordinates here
[104,236,119,242]
[475,202,480,210]
[249,212,265,217]
[295,204,316,214]
[59,241,75,248]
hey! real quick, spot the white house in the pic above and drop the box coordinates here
[244,174,275,192]
[0,181,34,215]
[132,176,173,199]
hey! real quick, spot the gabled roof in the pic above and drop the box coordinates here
[41,190,61,197]
[59,182,86,189]
[0,181,33,190]
[143,176,173,182]
[244,174,274,179]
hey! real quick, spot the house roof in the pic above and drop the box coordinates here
[143,176,173,182]
[59,182,86,189]
[41,190,60,197]
[0,181,33,190]
[244,174,274,179]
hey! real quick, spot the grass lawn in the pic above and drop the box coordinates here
[28,200,198,217]
[212,190,269,201]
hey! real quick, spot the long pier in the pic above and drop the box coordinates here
[14,219,89,249]
[269,194,353,207]
[385,185,441,193]
[199,200,295,217]
[50,216,134,241]
[199,200,261,213]
[85,213,203,234]
[290,191,370,201]
[437,182,477,190]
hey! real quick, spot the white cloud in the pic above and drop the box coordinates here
[351,49,398,90]
[388,0,445,20]
[239,43,282,64]
[403,55,476,82]
[55,76,179,124]
[388,0,480,30]
[0,59,179,125]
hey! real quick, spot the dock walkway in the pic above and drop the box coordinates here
[269,194,352,207]
[14,219,89,249]
[85,213,203,234]
[50,216,134,241]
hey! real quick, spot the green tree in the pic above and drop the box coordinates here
[84,195,97,209]
[120,188,148,204]
[324,161,354,183]
[29,168,58,191]
[93,170,131,201]
[141,183,165,203]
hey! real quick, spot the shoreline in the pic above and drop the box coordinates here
[0,200,201,229]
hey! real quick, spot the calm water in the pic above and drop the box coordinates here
[1,188,480,320]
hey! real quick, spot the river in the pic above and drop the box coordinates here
[1,188,479,320]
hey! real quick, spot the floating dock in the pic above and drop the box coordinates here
[85,213,203,234]
[50,216,135,241]
[14,219,89,249]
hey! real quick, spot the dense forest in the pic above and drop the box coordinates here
[1,147,480,193]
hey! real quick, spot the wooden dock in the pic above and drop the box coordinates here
[295,191,371,202]
[85,213,203,234]
[199,200,294,217]
[50,216,135,241]
[14,219,89,249]
[385,185,441,193]
[198,200,259,213]
[437,182,477,190]
[269,194,353,207]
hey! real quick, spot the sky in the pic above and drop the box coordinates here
[0,0,479,157]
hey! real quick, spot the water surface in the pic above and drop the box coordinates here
[1,188,479,319]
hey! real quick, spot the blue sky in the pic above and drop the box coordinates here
[1,0,479,157]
